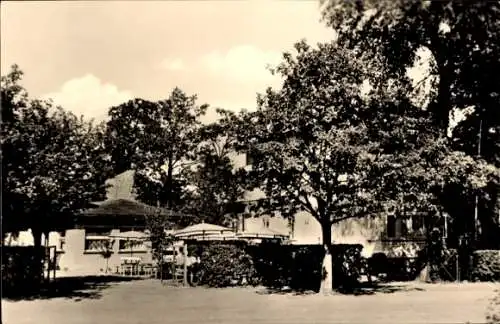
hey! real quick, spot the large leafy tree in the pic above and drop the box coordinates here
[320,0,500,138]
[105,88,208,210]
[184,110,247,226]
[1,65,112,249]
[233,41,496,291]
[320,0,500,247]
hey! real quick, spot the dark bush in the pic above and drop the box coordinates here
[188,242,366,291]
[2,246,45,297]
[331,244,364,289]
[196,243,258,288]
[249,243,364,292]
[249,242,297,289]
[472,250,500,282]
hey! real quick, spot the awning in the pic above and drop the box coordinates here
[236,227,289,240]
[174,223,234,239]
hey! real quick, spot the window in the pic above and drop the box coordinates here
[59,237,65,251]
[386,215,410,239]
[84,228,112,253]
[84,238,112,252]
[118,239,146,252]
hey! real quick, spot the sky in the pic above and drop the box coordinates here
[1,1,335,123]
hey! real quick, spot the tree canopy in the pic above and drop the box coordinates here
[229,38,498,289]
[183,110,247,226]
[1,65,112,244]
[320,0,500,247]
[321,1,500,145]
[105,88,208,210]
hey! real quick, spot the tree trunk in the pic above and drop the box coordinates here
[319,221,334,294]
[166,152,174,209]
[32,228,44,286]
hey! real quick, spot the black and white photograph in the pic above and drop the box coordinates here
[1,1,500,323]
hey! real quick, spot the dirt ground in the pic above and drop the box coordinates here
[2,279,497,324]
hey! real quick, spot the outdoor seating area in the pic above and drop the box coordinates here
[115,257,157,277]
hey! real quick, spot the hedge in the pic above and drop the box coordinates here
[196,243,258,288]
[2,246,45,297]
[188,242,364,291]
[472,250,500,282]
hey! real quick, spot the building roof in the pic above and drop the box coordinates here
[80,199,187,217]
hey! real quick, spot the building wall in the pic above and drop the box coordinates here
[265,211,385,257]
[5,228,154,277]
[59,228,154,276]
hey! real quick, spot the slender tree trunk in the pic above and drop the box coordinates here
[319,221,333,294]
[31,228,43,286]
[44,231,50,281]
[166,152,174,209]
[434,67,451,133]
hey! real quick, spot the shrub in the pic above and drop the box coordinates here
[189,242,366,291]
[249,243,363,292]
[196,243,258,288]
[472,250,500,282]
[331,244,363,289]
[2,246,45,297]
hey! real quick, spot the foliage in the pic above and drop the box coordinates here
[195,243,258,288]
[184,111,247,226]
[105,88,208,211]
[248,244,363,291]
[145,213,175,266]
[321,0,500,139]
[1,65,112,243]
[2,246,45,297]
[320,0,500,248]
[472,250,500,282]
[331,244,364,290]
[227,37,498,290]
[231,40,490,240]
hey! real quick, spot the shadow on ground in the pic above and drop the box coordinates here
[3,275,143,302]
[256,282,426,296]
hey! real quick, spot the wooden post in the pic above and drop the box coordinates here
[45,236,50,282]
[183,242,188,287]
[52,247,56,281]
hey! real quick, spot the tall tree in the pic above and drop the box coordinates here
[233,41,495,292]
[320,0,500,248]
[184,110,247,226]
[320,0,500,139]
[105,88,208,210]
[1,65,112,250]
